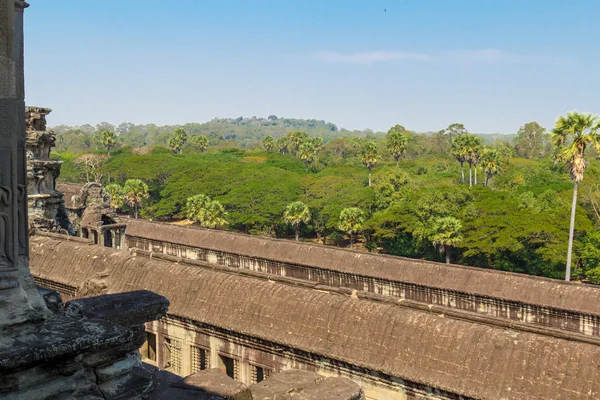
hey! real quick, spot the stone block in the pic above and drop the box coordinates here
[178,368,248,398]
[234,370,364,400]
[64,290,169,328]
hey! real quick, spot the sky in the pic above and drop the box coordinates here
[23,0,600,133]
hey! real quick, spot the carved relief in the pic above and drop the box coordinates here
[17,184,27,255]
[0,173,14,267]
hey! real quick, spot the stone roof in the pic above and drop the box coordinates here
[80,204,121,228]
[125,219,600,317]
[57,182,84,208]
[29,235,600,400]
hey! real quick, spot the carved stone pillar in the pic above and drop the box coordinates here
[0,0,47,329]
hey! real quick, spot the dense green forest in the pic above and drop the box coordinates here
[52,117,600,283]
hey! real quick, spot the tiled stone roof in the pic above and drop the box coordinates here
[125,219,600,317]
[30,235,600,400]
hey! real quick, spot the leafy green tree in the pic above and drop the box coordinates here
[552,111,600,281]
[386,125,408,166]
[513,122,550,159]
[262,135,274,151]
[481,148,501,187]
[276,137,289,154]
[443,123,468,139]
[100,130,117,155]
[361,141,378,186]
[339,207,365,248]
[430,216,463,264]
[123,179,149,219]
[351,137,366,149]
[311,137,324,152]
[186,194,227,228]
[288,131,309,155]
[298,141,317,172]
[104,184,124,211]
[283,201,311,240]
[168,128,188,154]
[189,135,209,152]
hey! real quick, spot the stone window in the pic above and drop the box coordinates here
[82,228,89,239]
[163,337,182,375]
[141,331,157,362]
[190,345,210,373]
[218,354,239,380]
[249,364,271,384]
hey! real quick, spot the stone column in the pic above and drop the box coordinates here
[0,0,47,330]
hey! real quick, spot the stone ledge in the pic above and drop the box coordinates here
[64,290,169,328]
[0,316,133,371]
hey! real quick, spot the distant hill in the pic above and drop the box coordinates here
[51,116,514,154]
[51,116,384,153]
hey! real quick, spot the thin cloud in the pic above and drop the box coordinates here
[313,49,521,65]
[313,51,436,65]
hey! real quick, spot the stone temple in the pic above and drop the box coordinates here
[6,1,600,399]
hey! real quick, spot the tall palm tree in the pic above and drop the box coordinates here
[386,125,408,166]
[430,216,463,264]
[288,131,309,155]
[298,142,317,172]
[451,135,469,184]
[262,135,274,151]
[104,184,124,211]
[463,134,483,187]
[123,179,149,219]
[283,201,311,241]
[338,207,365,249]
[481,149,500,187]
[186,194,227,228]
[552,111,600,281]
[361,141,378,186]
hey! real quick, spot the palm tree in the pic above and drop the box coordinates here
[186,194,227,228]
[202,200,227,228]
[189,135,209,152]
[100,130,117,156]
[168,128,188,154]
[262,135,274,151]
[552,111,600,281]
[338,207,365,249]
[122,179,149,219]
[298,142,317,172]
[283,201,311,241]
[430,216,463,264]
[451,135,469,184]
[288,131,309,155]
[386,125,408,166]
[361,141,378,186]
[464,134,483,187]
[276,137,289,154]
[104,183,124,211]
[481,149,500,187]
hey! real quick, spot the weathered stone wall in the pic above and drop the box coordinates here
[127,235,600,338]
[143,316,459,400]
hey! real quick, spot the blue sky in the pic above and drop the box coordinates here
[24,0,600,133]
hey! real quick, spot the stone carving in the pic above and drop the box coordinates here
[25,106,71,234]
[0,173,13,267]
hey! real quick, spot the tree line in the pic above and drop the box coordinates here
[53,112,600,283]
